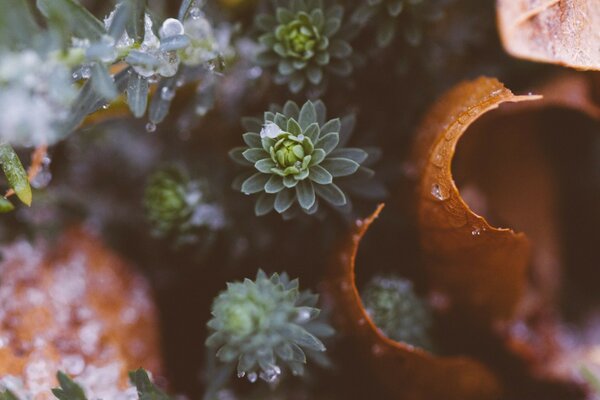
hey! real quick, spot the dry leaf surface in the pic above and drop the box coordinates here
[497,0,600,70]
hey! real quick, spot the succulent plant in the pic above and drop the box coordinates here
[361,275,434,351]
[255,0,354,94]
[143,166,226,245]
[229,100,372,217]
[206,270,334,383]
[352,0,445,48]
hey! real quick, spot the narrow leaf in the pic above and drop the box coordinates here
[0,144,31,206]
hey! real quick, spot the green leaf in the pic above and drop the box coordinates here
[316,132,339,154]
[241,173,269,194]
[308,165,332,184]
[255,193,275,216]
[127,72,149,118]
[329,40,352,58]
[388,0,404,17]
[276,7,294,24]
[129,368,172,400]
[309,148,326,166]
[243,148,268,163]
[265,175,285,193]
[242,132,262,148]
[128,0,147,42]
[91,63,118,101]
[329,148,368,164]
[298,101,317,130]
[0,390,19,400]
[51,371,88,400]
[0,197,14,213]
[314,182,346,206]
[280,324,326,352]
[323,18,341,37]
[0,144,31,206]
[108,0,132,40]
[283,101,300,120]
[287,119,302,136]
[37,0,105,41]
[313,100,327,125]
[306,66,323,85]
[274,189,295,213]
[0,0,39,48]
[320,157,359,177]
[241,117,263,133]
[296,180,316,210]
[303,123,320,142]
[228,147,252,166]
[255,159,276,173]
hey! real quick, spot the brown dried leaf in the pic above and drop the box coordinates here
[497,0,600,70]
[412,77,541,324]
[0,228,162,396]
[327,205,502,400]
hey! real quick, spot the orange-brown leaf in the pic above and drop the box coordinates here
[412,77,540,325]
[327,205,501,400]
[497,0,600,70]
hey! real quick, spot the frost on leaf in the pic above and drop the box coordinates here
[497,0,600,70]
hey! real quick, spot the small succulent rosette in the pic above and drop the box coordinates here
[255,0,354,94]
[352,0,446,48]
[362,275,434,351]
[230,100,378,218]
[206,270,335,383]
[143,166,226,247]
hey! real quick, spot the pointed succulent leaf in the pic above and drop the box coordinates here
[283,101,300,120]
[316,132,339,154]
[314,182,346,206]
[299,101,317,129]
[329,148,368,164]
[51,371,88,400]
[127,72,149,118]
[0,145,31,206]
[243,148,268,163]
[308,165,333,184]
[296,180,316,210]
[280,324,326,352]
[242,173,269,194]
[129,368,171,400]
[255,193,275,216]
[321,157,360,177]
[229,147,253,166]
[274,189,296,213]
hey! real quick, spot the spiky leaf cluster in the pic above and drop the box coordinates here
[206,270,334,383]
[352,0,445,48]
[230,100,370,217]
[143,166,226,244]
[255,0,353,94]
[362,275,434,351]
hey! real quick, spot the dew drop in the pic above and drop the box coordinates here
[471,228,481,236]
[430,183,448,201]
[160,86,175,101]
[145,122,156,132]
[189,7,202,19]
[237,371,245,378]
[247,372,257,383]
[159,18,184,39]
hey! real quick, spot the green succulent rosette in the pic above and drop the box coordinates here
[255,0,354,93]
[352,0,445,48]
[206,270,335,383]
[362,275,434,351]
[143,166,226,245]
[229,100,371,217]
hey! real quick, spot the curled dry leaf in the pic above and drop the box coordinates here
[412,74,600,396]
[497,0,600,70]
[412,77,541,325]
[326,205,502,400]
